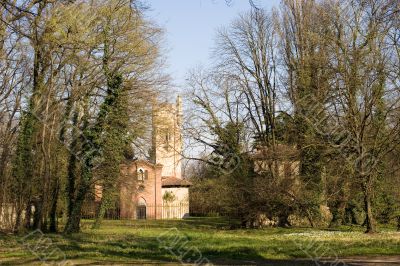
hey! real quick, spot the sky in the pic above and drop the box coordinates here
[145,0,281,92]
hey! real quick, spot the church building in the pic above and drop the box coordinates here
[118,96,191,219]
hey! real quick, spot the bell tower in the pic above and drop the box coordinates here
[151,96,183,179]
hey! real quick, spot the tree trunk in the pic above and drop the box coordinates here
[66,110,80,218]
[66,153,77,218]
[13,203,23,233]
[363,184,376,233]
[49,181,60,232]
[92,193,109,229]
[64,205,82,234]
[330,200,345,227]
[64,184,88,234]
[32,198,43,230]
[64,164,91,234]
[305,210,315,228]
[277,212,291,227]
[0,145,10,211]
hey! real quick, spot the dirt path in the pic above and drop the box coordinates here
[209,256,400,265]
[321,256,400,266]
[2,256,400,265]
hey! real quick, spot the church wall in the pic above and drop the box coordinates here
[161,187,189,218]
[117,96,189,220]
[119,161,163,219]
[162,187,189,204]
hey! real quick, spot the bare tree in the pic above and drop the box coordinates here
[324,0,400,233]
[214,8,280,172]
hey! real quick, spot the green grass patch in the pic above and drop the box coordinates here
[0,218,399,265]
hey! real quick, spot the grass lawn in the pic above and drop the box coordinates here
[0,217,399,265]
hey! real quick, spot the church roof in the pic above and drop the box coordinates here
[162,176,192,187]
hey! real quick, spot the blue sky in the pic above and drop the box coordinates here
[146,0,280,92]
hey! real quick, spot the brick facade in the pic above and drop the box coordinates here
[119,160,163,219]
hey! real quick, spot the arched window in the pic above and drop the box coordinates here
[138,169,144,181]
[165,132,170,142]
[137,197,146,219]
[137,168,148,181]
[161,128,171,150]
[138,197,146,206]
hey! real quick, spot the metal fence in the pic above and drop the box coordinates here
[81,203,190,220]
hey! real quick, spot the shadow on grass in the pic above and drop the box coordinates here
[1,230,314,265]
[0,242,321,266]
[58,234,176,262]
[2,218,399,265]
[88,216,241,230]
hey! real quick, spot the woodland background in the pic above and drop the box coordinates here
[0,0,399,235]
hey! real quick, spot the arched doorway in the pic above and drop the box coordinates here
[136,197,146,219]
